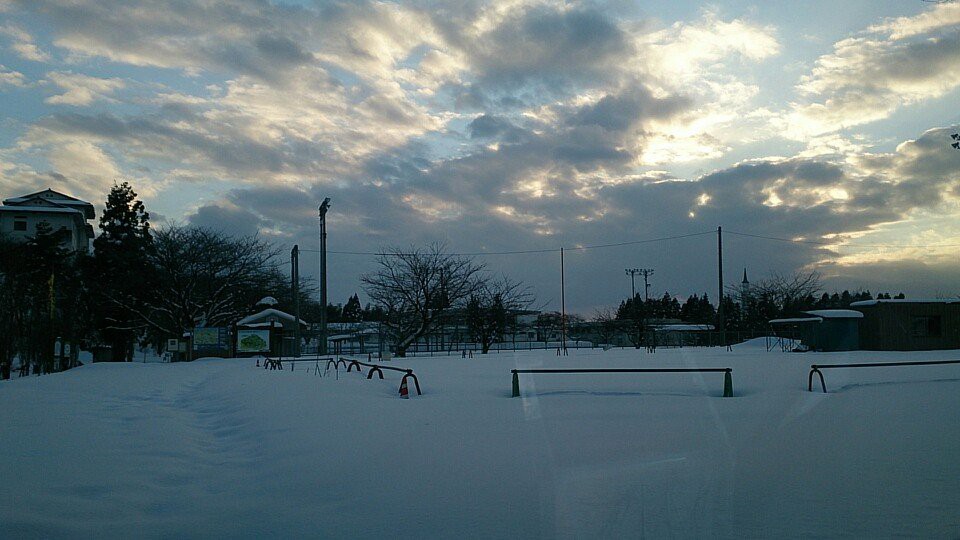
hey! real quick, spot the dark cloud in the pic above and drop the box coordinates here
[254,35,313,66]
[449,5,634,109]
[569,87,691,132]
[468,114,517,140]
[187,203,264,237]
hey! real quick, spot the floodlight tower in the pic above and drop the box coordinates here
[625,268,640,299]
[318,198,331,355]
[639,268,654,302]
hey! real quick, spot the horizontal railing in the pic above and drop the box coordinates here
[511,367,733,398]
[808,359,960,393]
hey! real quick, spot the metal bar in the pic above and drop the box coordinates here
[511,368,731,374]
[808,360,960,393]
[813,359,960,369]
[511,368,733,397]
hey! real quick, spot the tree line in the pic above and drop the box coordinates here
[0,182,313,372]
[0,183,536,372]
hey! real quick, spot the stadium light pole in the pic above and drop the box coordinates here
[625,268,639,299]
[318,198,331,356]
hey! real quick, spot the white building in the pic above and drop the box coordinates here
[0,189,96,253]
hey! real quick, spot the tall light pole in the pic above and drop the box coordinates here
[625,268,639,299]
[292,244,300,357]
[640,268,654,302]
[626,268,654,301]
[717,226,724,347]
[318,198,331,356]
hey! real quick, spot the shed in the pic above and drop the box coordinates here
[850,299,960,351]
[769,310,862,352]
[235,308,309,357]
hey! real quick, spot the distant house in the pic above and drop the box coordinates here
[0,189,96,253]
[851,299,960,351]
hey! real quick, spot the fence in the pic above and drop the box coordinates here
[308,330,782,358]
[808,359,960,393]
[511,367,733,398]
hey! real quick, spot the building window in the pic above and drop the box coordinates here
[912,316,941,337]
[13,219,27,231]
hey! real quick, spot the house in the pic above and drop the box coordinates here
[0,189,96,253]
[769,310,863,352]
[851,299,960,351]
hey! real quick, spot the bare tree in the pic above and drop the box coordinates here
[104,226,281,345]
[361,243,485,357]
[738,270,822,308]
[592,307,623,347]
[465,276,534,354]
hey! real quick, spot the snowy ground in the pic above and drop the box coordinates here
[2,340,959,538]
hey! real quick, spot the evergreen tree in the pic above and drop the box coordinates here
[91,182,153,362]
[342,294,363,322]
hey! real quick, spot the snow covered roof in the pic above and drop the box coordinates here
[3,189,95,219]
[4,188,87,204]
[850,298,960,307]
[769,317,822,324]
[651,324,715,331]
[237,308,309,326]
[256,296,278,306]
[0,205,84,215]
[804,309,864,319]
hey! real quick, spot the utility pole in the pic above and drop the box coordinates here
[717,226,725,347]
[560,247,566,351]
[318,198,331,356]
[291,244,300,357]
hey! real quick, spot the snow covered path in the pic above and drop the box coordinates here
[2,343,959,537]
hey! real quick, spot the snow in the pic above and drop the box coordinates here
[2,345,960,537]
[0,205,84,214]
[652,324,715,331]
[769,317,822,324]
[804,309,864,319]
[850,298,960,306]
[237,308,310,326]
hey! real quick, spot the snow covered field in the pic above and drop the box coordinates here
[2,340,959,538]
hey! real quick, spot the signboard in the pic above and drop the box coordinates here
[167,339,179,352]
[237,329,271,353]
[193,327,228,351]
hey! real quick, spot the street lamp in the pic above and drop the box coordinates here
[318,198,331,355]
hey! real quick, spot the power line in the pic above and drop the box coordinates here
[297,230,715,257]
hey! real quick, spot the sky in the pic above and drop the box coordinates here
[1,0,959,314]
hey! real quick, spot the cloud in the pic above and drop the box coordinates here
[1,24,51,62]
[867,3,960,40]
[3,0,959,309]
[0,65,26,87]
[784,4,960,137]
[187,203,264,237]
[45,72,125,105]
